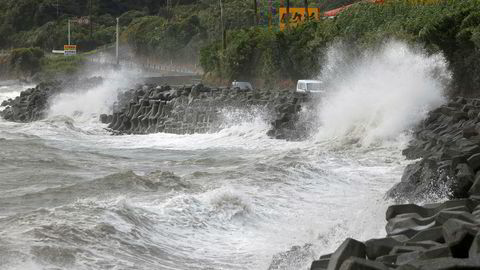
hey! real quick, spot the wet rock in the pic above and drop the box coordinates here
[365,237,406,260]
[397,257,480,269]
[99,114,109,124]
[391,97,480,201]
[454,163,475,198]
[311,199,480,270]
[338,257,389,270]
[408,227,444,243]
[387,159,451,201]
[326,238,366,270]
[101,84,311,139]
[0,81,61,122]
[0,77,103,123]
[311,259,330,270]
[467,153,480,172]
[395,245,449,265]
[469,173,480,195]
[469,232,480,258]
[442,219,479,258]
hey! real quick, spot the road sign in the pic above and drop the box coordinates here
[72,17,90,25]
[64,45,77,56]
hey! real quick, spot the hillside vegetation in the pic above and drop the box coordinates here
[2,0,480,96]
[0,1,357,56]
[200,0,480,95]
[0,0,181,50]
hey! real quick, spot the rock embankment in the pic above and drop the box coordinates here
[310,98,480,270]
[0,77,103,122]
[0,81,62,122]
[101,84,312,140]
[311,198,480,270]
[389,97,480,201]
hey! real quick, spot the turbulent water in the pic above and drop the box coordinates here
[0,42,450,270]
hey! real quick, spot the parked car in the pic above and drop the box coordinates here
[232,81,253,91]
[296,80,325,94]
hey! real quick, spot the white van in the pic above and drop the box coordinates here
[231,81,253,91]
[296,80,324,93]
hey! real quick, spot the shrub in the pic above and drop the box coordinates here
[200,0,480,94]
[8,47,45,77]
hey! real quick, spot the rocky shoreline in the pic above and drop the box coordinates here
[0,77,103,122]
[310,98,480,270]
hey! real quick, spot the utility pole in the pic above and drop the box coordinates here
[89,0,93,40]
[286,0,290,28]
[219,0,226,50]
[253,0,258,25]
[268,0,272,29]
[68,19,71,45]
[304,0,309,21]
[116,17,119,65]
[56,0,59,17]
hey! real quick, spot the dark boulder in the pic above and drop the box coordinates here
[387,159,452,202]
[467,153,480,172]
[326,238,366,270]
[338,257,389,270]
[99,114,109,124]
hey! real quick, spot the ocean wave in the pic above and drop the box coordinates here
[313,40,449,147]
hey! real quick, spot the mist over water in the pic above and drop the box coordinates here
[48,69,141,123]
[0,41,450,270]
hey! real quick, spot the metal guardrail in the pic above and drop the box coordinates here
[87,43,202,75]
[86,54,203,75]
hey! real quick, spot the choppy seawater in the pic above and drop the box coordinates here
[0,41,450,270]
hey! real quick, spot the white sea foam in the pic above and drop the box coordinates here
[47,68,141,122]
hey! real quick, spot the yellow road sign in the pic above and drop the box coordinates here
[279,8,321,31]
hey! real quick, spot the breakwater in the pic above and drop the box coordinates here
[0,80,313,140]
[0,81,62,122]
[0,78,102,122]
[310,98,480,270]
[100,83,312,140]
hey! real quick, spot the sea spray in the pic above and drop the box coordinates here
[314,41,450,146]
[47,68,141,121]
